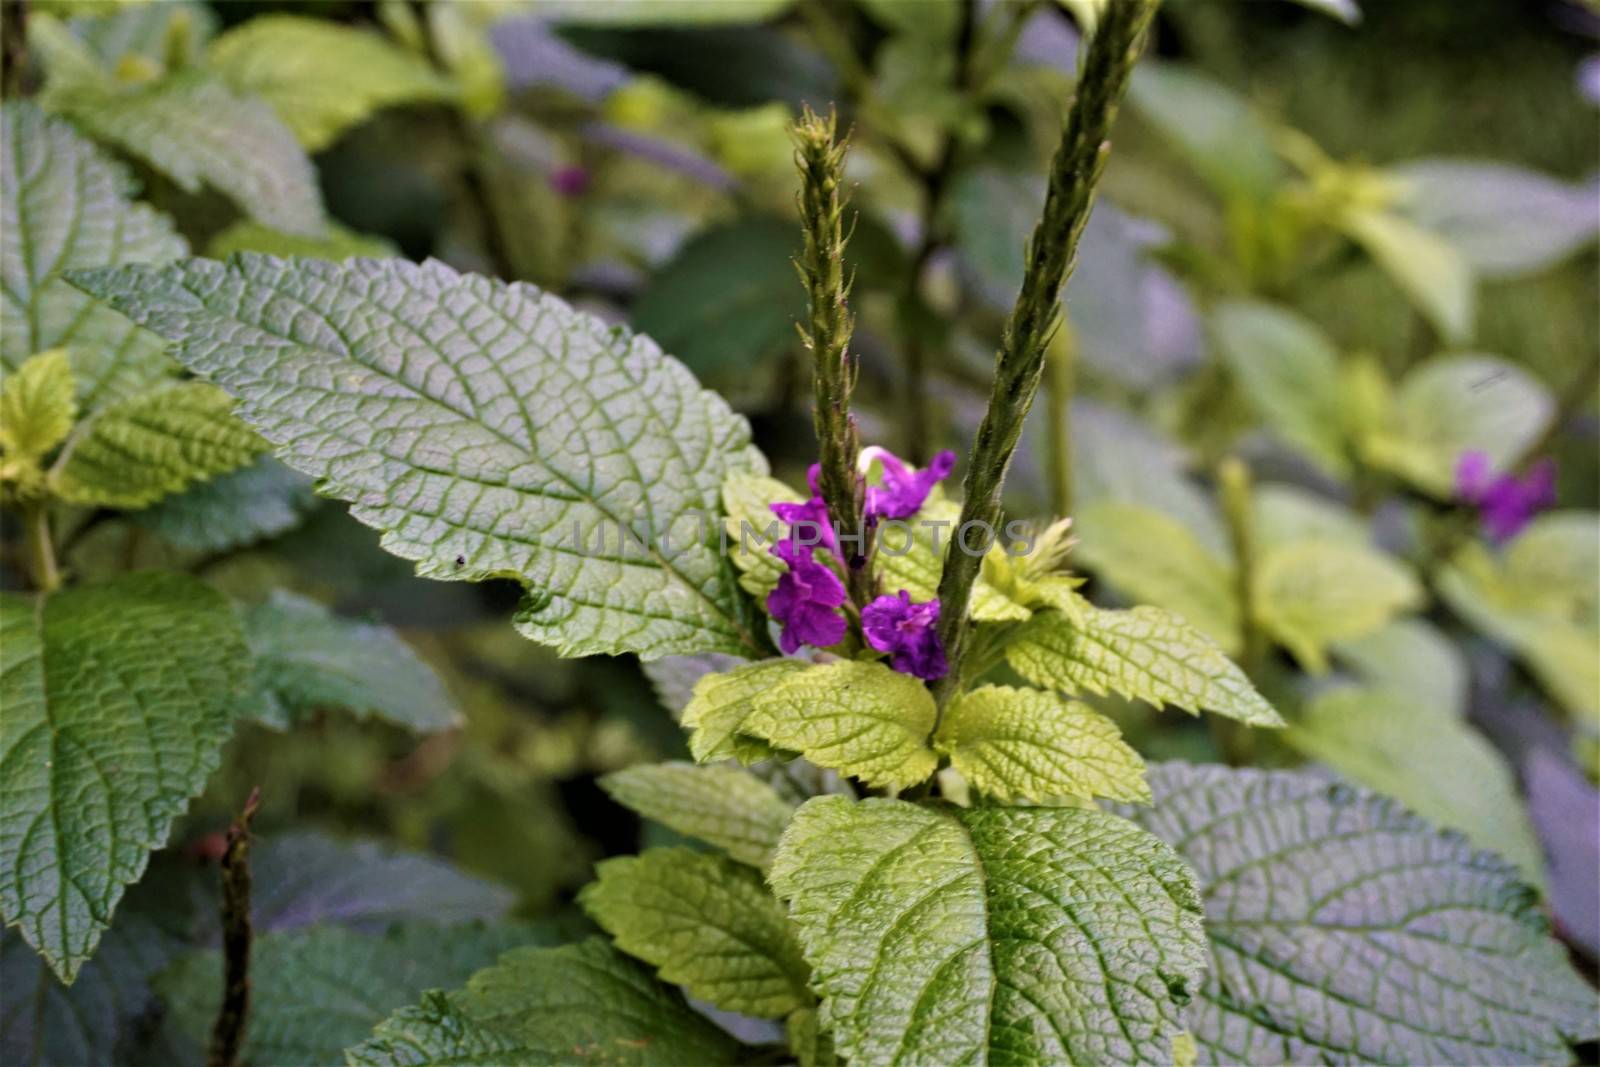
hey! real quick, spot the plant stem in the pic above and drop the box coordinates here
[1215,456,1262,765]
[207,787,260,1067]
[1513,350,1599,475]
[1044,316,1077,518]
[792,107,872,608]
[20,497,60,593]
[932,0,1158,705]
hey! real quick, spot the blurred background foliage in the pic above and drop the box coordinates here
[4,0,1596,1045]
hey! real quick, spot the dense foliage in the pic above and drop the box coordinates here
[1,1,1596,1065]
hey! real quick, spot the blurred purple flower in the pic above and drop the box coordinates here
[550,164,590,198]
[862,590,947,680]
[1455,450,1556,543]
[766,540,847,654]
[863,447,957,521]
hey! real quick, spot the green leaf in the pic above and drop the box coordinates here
[0,571,248,983]
[1209,300,1349,476]
[1390,159,1599,280]
[1342,207,1475,345]
[69,254,770,660]
[642,650,745,717]
[0,348,77,463]
[1253,539,1423,672]
[536,0,795,25]
[161,921,560,1066]
[44,71,325,235]
[1127,62,1284,202]
[208,15,456,152]
[1288,686,1546,885]
[1122,763,1599,1064]
[1,102,187,409]
[1251,483,1369,551]
[1007,604,1284,726]
[1284,0,1361,24]
[50,380,266,508]
[205,219,398,262]
[600,761,794,868]
[682,658,809,764]
[346,938,742,1066]
[633,217,803,407]
[769,796,1207,1066]
[241,590,457,732]
[1333,617,1467,717]
[59,0,216,71]
[1366,353,1553,497]
[722,470,799,601]
[1073,500,1240,651]
[133,456,317,552]
[934,684,1149,803]
[1072,402,1228,553]
[745,660,938,790]
[580,848,810,1017]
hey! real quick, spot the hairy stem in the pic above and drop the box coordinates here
[793,107,872,608]
[207,787,261,1067]
[933,0,1159,704]
[20,497,60,593]
[1044,317,1077,518]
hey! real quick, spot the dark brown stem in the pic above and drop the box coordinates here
[207,787,261,1067]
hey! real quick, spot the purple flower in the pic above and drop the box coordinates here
[863,447,957,521]
[766,540,848,653]
[770,464,839,557]
[550,165,590,198]
[862,590,947,680]
[1455,450,1556,543]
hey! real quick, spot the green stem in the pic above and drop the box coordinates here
[21,498,60,593]
[932,0,1159,706]
[792,107,872,609]
[1513,350,1599,475]
[1044,316,1077,518]
[1215,456,1262,766]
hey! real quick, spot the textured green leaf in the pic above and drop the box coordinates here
[934,684,1148,803]
[0,572,248,982]
[1008,604,1283,727]
[1,102,186,409]
[51,380,266,508]
[161,921,560,1066]
[1123,763,1598,1065]
[1342,208,1475,344]
[600,761,794,868]
[241,590,457,732]
[1254,539,1423,672]
[1366,353,1553,497]
[1391,159,1599,279]
[345,938,742,1067]
[45,70,324,235]
[208,15,455,151]
[770,796,1207,1066]
[580,848,810,1017]
[682,658,808,764]
[0,349,76,464]
[1073,500,1240,650]
[134,456,317,552]
[70,254,770,659]
[1289,686,1545,884]
[1333,617,1467,717]
[642,650,745,717]
[60,0,217,71]
[1210,300,1349,476]
[745,660,938,790]
[206,219,398,262]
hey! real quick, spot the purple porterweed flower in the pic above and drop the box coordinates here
[766,540,848,654]
[862,447,958,521]
[1454,450,1556,544]
[770,464,840,558]
[862,589,948,681]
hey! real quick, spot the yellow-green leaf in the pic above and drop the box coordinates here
[935,684,1148,803]
[682,658,807,764]
[599,762,794,868]
[1253,539,1423,672]
[0,349,77,465]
